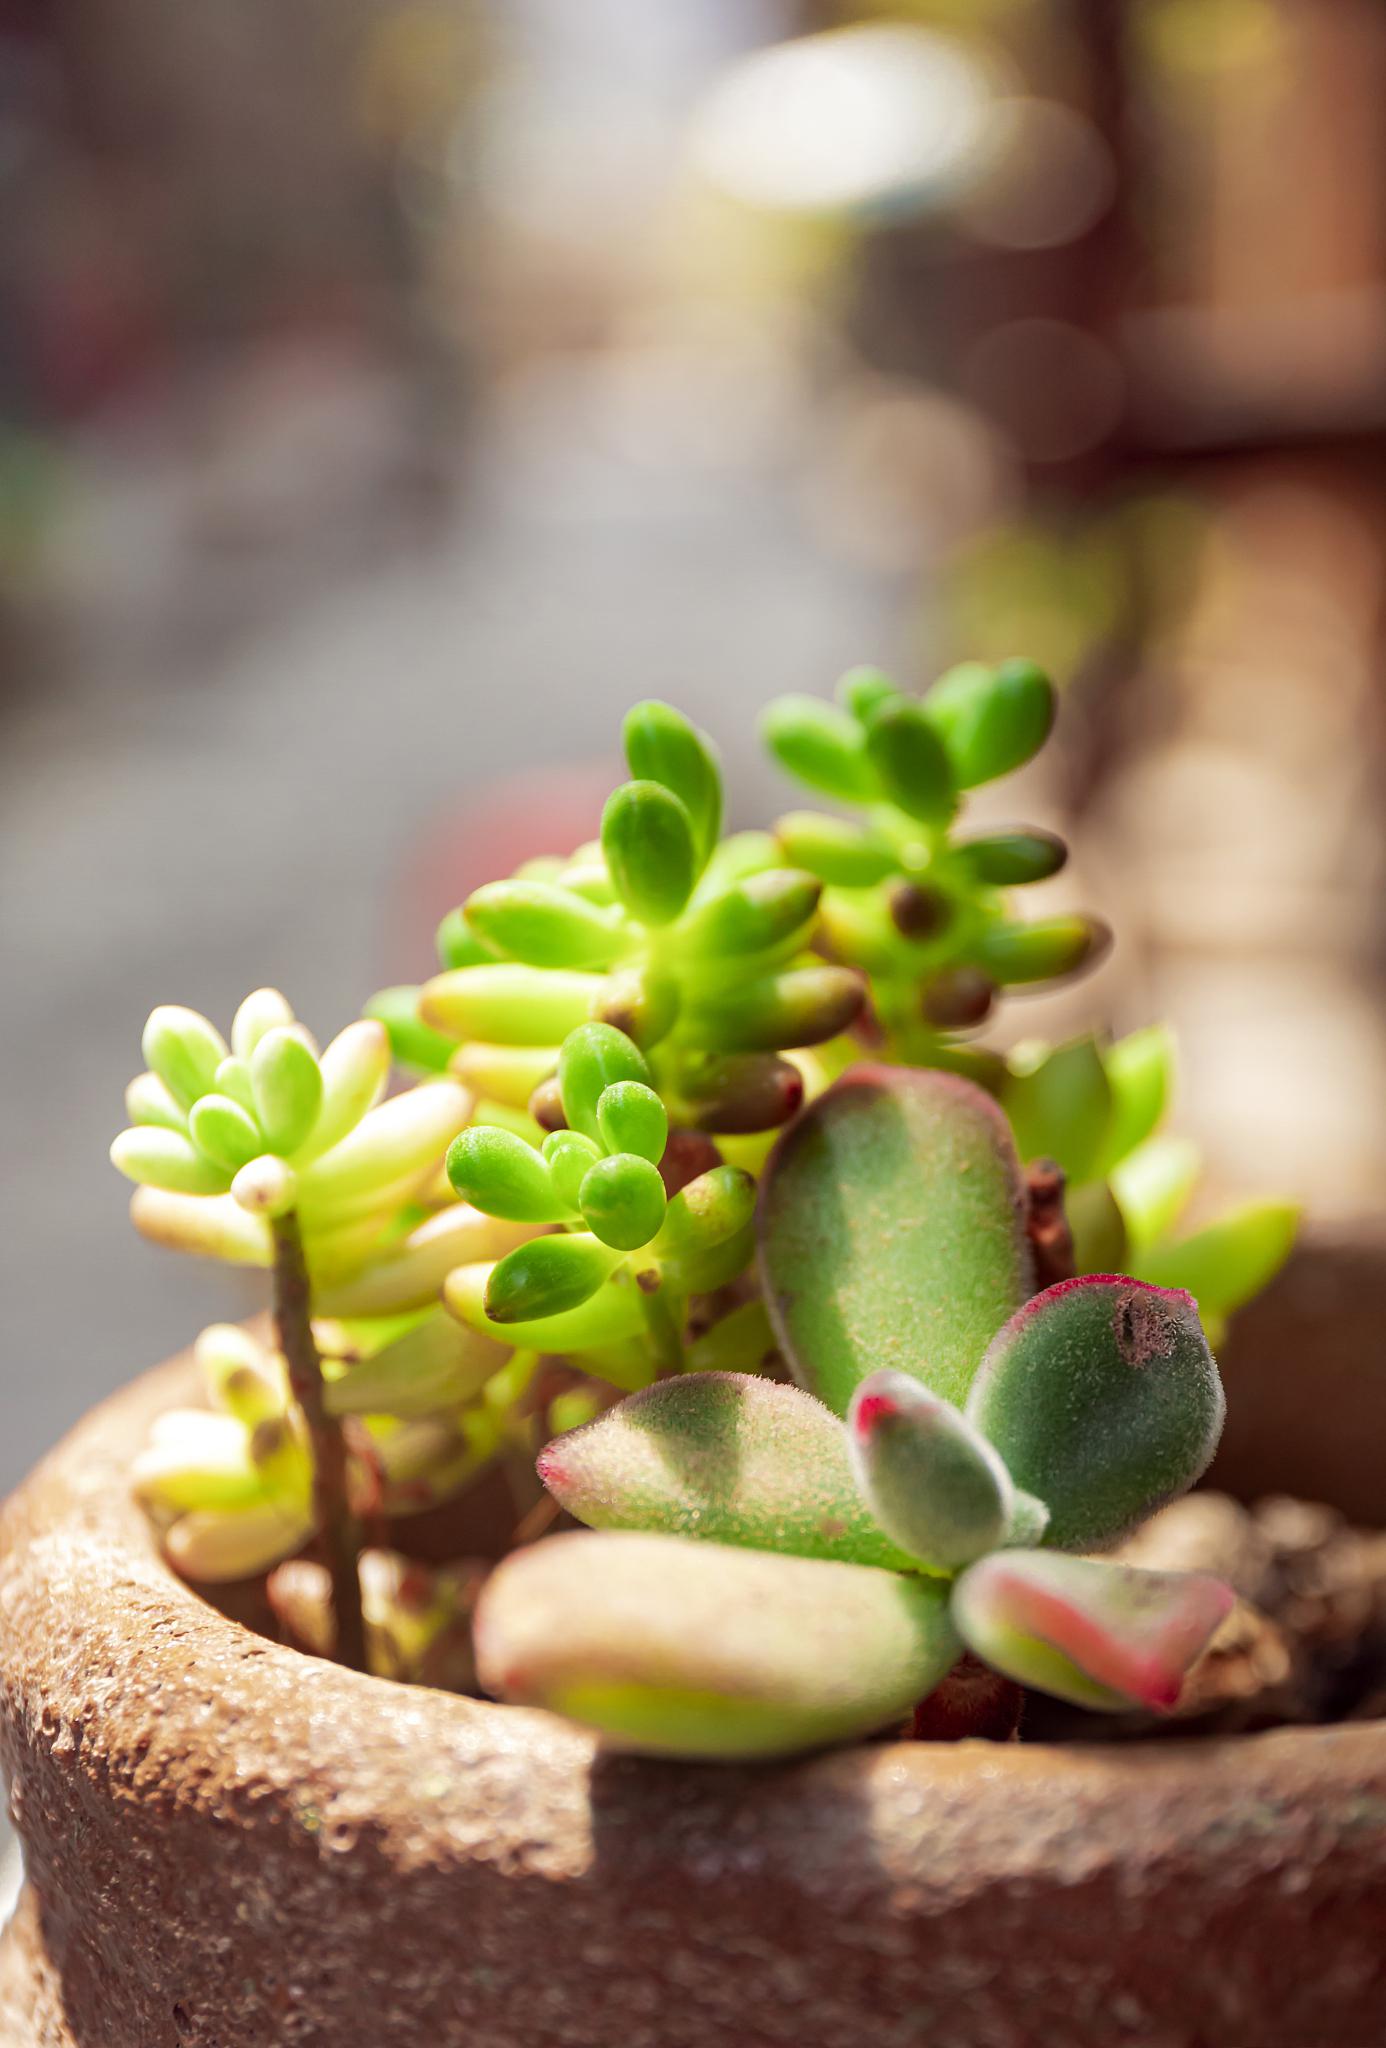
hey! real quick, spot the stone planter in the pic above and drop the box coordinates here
[2,1231,1384,2047]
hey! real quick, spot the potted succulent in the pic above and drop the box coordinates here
[2,664,1380,2048]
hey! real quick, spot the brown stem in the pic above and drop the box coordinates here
[1025,1158,1077,1293]
[271,1209,367,1672]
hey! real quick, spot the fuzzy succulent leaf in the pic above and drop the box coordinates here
[965,1276,1224,1550]
[538,1373,918,1570]
[846,1369,1014,1571]
[757,1067,1031,1414]
[475,1529,960,1758]
[951,1549,1234,1712]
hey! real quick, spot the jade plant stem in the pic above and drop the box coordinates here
[270,1209,367,1671]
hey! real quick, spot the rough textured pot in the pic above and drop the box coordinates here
[3,1229,1385,2048]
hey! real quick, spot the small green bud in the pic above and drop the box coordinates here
[774,810,896,887]
[542,1128,603,1209]
[231,1154,298,1218]
[622,700,723,866]
[558,1022,652,1143]
[578,1153,667,1250]
[601,780,698,927]
[678,870,822,960]
[111,1127,231,1196]
[846,1370,1013,1572]
[957,827,1068,886]
[952,1550,1233,1712]
[975,914,1111,987]
[684,965,865,1053]
[761,695,876,803]
[364,985,457,1073]
[923,657,1055,787]
[463,880,630,970]
[249,1027,323,1156]
[125,1071,187,1132]
[835,663,898,723]
[230,988,295,1062]
[142,1006,229,1111]
[188,1093,265,1174]
[484,1233,624,1324]
[446,1126,571,1223]
[864,698,956,826]
[419,965,606,1046]
[595,1080,668,1164]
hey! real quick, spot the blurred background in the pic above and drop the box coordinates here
[4,0,1386,1502]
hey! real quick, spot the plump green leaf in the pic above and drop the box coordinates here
[596,1080,668,1163]
[1110,1135,1201,1252]
[774,810,896,887]
[484,1232,624,1323]
[601,780,698,927]
[453,1042,559,1112]
[475,1529,960,1758]
[846,1369,1013,1571]
[446,1259,645,1352]
[363,985,458,1073]
[435,905,498,970]
[623,701,723,867]
[761,695,878,803]
[835,663,898,723]
[543,1128,603,1209]
[230,989,294,1063]
[683,966,864,1053]
[678,869,821,959]
[966,1276,1224,1550]
[758,1067,1031,1414]
[446,1125,571,1222]
[539,1372,917,1570]
[975,914,1111,987]
[864,698,956,826]
[579,1153,668,1250]
[250,1028,323,1156]
[142,1005,229,1111]
[673,1051,805,1134]
[188,1093,264,1174]
[952,1549,1233,1711]
[420,965,606,1046]
[463,881,631,970]
[1004,1036,1113,1186]
[111,1126,232,1195]
[1132,1202,1299,1322]
[956,828,1068,886]
[558,1022,653,1142]
[923,657,1055,788]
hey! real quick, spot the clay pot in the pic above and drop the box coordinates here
[2,1232,1385,2047]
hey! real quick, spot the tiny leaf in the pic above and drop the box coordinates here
[579,1153,668,1250]
[761,695,878,803]
[601,780,698,927]
[923,657,1055,788]
[846,1369,1013,1571]
[622,701,723,867]
[446,1125,571,1222]
[484,1233,624,1324]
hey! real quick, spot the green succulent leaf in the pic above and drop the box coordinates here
[923,657,1055,788]
[539,1372,917,1570]
[956,828,1068,887]
[966,1276,1224,1551]
[975,914,1111,987]
[363,985,458,1074]
[1096,1025,1174,1176]
[142,1006,230,1112]
[757,1067,1031,1414]
[595,1080,668,1164]
[578,1153,668,1250]
[774,810,896,887]
[1004,1036,1113,1186]
[463,880,630,970]
[249,1027,323,1156]
[601,779,698,927]
[622,701,723,868]
[1132,1202,1299,1324]
[678,869,822,959]
[420,965,606,1047]
[435,905,499,971]
[446,1259,646,1353]
[952,1549,1234,1712]
[484,1231,624,1324]
[863,698,956,827]
[761,695,878,804]
[558,1022,653,1142]
[1111,1135,1202,1252]
[673,1051,805,1134]
[446,1125,571,1223]
[846,1369,1014,1572]
[475,1529,961,1758]
[187,1093,264,1174]
[125,1071,188,1132]
[542,1128,603,1209]
[835,663,898,723]
[111,1126,232,1195]
[682,966,864,1054]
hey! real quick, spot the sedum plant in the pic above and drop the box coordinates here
[110,659,1296,1740]
[475,1069,1236,1756]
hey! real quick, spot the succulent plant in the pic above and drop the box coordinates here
[475,1067,1236,1757]
[763,662,1109,1071]
[111,669,1296,1730]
